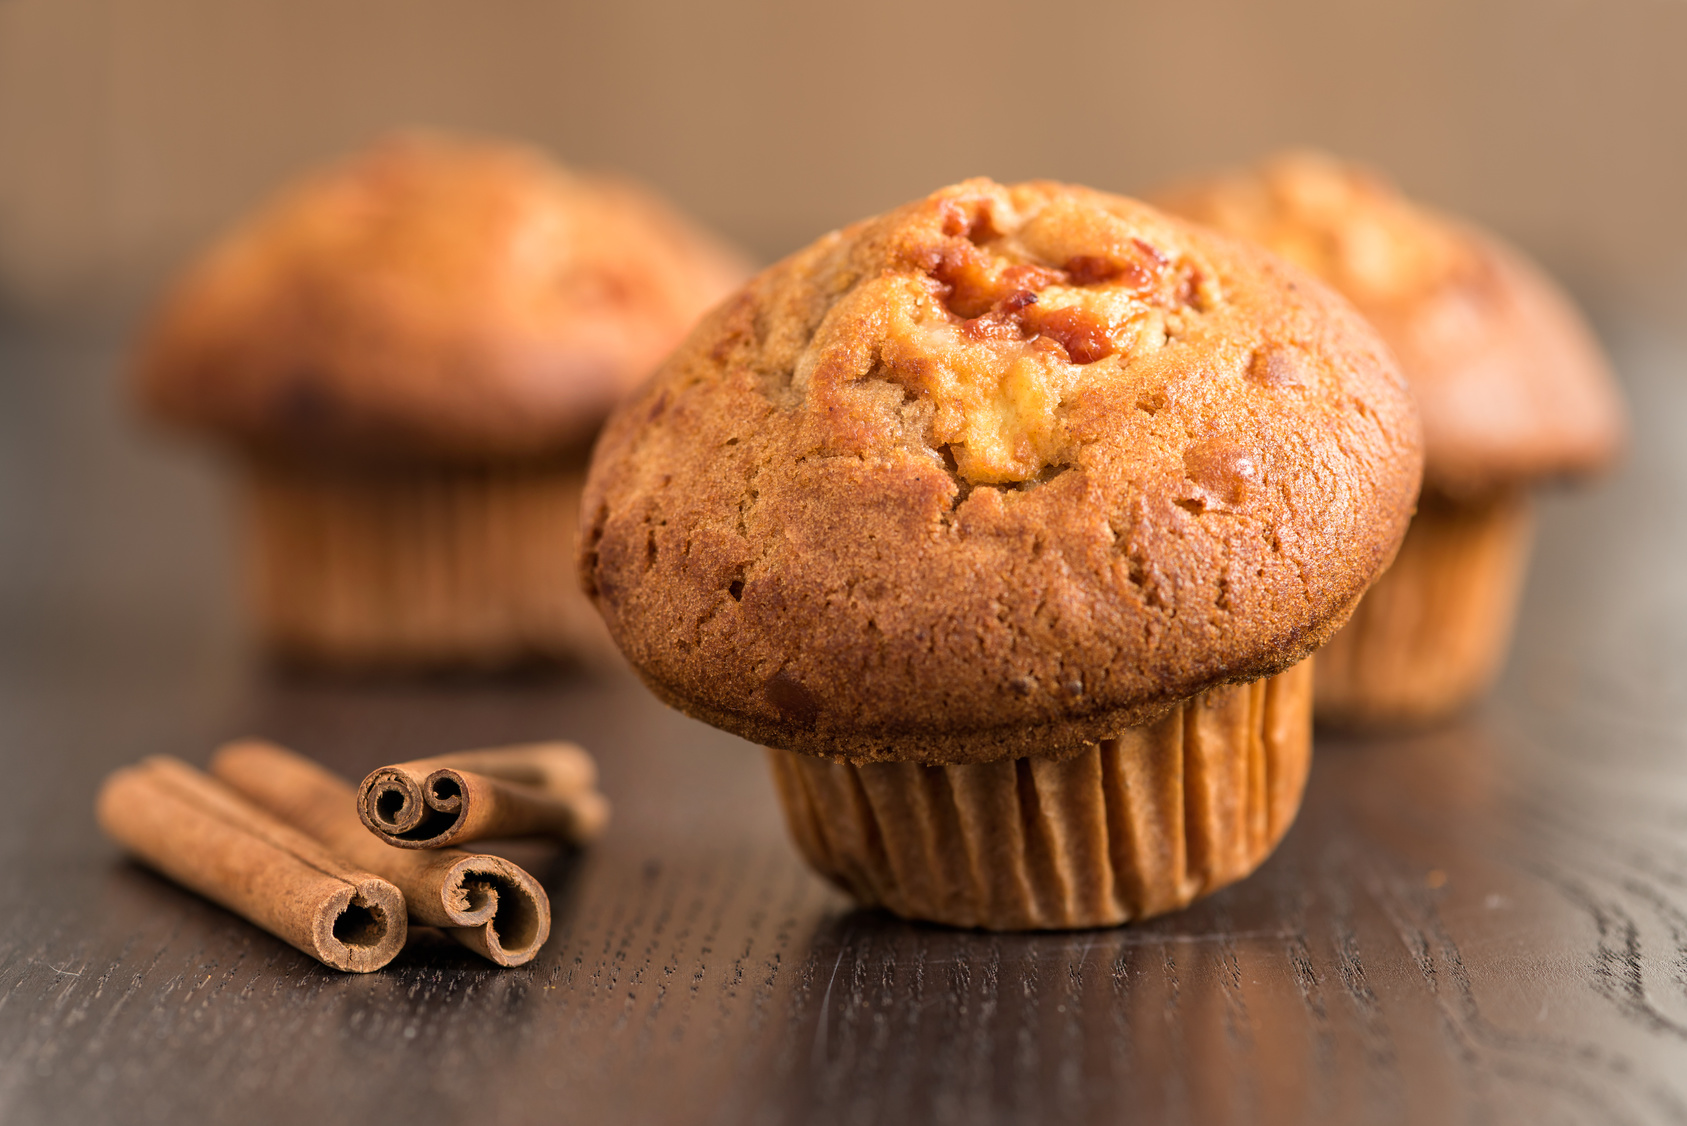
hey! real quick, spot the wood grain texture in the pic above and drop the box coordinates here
[0,321,1685,1124]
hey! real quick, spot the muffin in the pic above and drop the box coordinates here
[1156,152,1626,725]
[579,178,1422,929]
[136,132,747,668]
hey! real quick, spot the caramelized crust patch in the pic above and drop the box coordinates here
[801,191,1219,485]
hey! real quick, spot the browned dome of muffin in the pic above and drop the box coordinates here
[580,178,1423,764]
[135,132,748,462]
[1155,151,1625,499]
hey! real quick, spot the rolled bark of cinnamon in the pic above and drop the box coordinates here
[356,742,610,849]
[209,739,551,968]
[96,755,407,973]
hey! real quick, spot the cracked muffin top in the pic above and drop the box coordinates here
[135,132,749,463]
[1155,151,1625,499]
[580,179,1423,764]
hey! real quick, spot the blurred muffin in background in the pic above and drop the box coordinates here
[1156,151,1626,727]
[136,132,749,670]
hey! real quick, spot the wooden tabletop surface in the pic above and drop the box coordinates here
[2,317,1684,1126]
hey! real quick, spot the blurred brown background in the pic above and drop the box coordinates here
[2,0,1685,321]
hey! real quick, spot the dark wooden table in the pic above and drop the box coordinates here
[2,317,1685,1125]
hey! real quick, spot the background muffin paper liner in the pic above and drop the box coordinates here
[579,179,1424,929]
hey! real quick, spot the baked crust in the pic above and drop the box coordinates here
[580,179,1422,764]
[135,132,748,462]
[1155,151,1626,498]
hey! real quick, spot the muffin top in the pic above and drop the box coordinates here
[581,179,1423,764]
[135,133,748,462]
[1155,151,1625,499]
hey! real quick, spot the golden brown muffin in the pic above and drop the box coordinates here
[1156,151,1626,725]
[581,178,1423,928]
[137,132,747,668]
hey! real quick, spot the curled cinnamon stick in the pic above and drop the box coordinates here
[209,739,550,968]
[357,742,610,849]
[96,756,407,973]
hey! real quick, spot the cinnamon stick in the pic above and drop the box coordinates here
[96,756,407,973]
[356,742,609,849]
[209,739,551,968]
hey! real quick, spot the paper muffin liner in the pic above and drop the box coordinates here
[1314,488,1534,726]
[766,660,1312,930]
[244,460,612,668]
